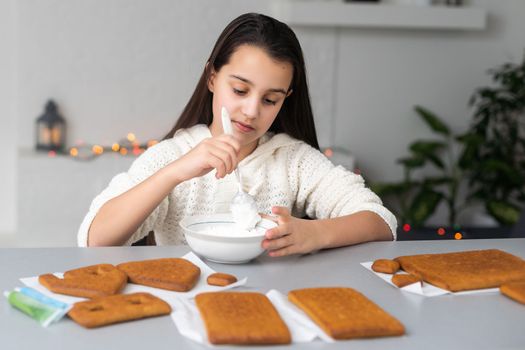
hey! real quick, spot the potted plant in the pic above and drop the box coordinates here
[459,54,525,226]
[372,105,467,229]
[373,53,525,238]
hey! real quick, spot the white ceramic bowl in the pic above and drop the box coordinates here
[179,213,277,264]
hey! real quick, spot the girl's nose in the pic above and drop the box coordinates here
[241,97,259,119]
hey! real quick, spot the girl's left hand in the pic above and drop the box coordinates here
[261,206,327,257]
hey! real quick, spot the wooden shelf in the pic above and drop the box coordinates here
[272,2,486,30]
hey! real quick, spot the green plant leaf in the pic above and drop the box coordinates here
[371,183,413,197]
[479,159,523,186]
[457,132,484,168]
[408,190,443,226]
[486,200,521,226]
[409,141,446,169]
[422,177,453,186]
[397,156,425,168]
[425,153,445,169]
[414,105,450,136]
[409,141,446,153]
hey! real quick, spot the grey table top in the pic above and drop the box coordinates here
[1,239,524,350]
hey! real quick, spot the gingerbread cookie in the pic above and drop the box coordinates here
[207,272,237,286]
[500,281,525,305]
[68,292,171,328]
[288,287,405,339]
[395,249,525,292]
[39,264,127,299]
[371,259,400,274]
[392,274,421,288]
[117,258,200,292]
[196,292,291,345]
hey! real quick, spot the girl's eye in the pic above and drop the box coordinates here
[264,98,277,106]
[233,88,246,95]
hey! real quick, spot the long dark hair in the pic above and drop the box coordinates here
[164,13,319,150]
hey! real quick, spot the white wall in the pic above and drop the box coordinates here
[14,0,333,147]
[3,0,525,242]
[335,0,525,183]
[0,0,17,234]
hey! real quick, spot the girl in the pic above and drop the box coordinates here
[79,13,396,256]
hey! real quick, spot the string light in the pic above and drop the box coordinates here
[454,232,463,240]
[46,132,158,161]
[437,227,446,236]
[69,147,78,157]
[403,223,411,232]
[92,145,104,155]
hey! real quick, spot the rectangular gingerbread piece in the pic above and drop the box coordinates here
[68,292,171,328]
[288,287,405,340]
[195,292,291,345]
[395,249,525,292]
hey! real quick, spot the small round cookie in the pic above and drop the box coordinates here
[392,274,421,288]
[207,272,238,287]
[371,259,400,274]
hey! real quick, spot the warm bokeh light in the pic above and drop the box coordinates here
[323,148,334,157]
[403,223,411,232]
[454,232,463,240]
[47,150,57,157]
[69,147,79,157]
[92,145,104,155]
[147,140,158,148]
[437,227,446,236]
[63,133,153,160]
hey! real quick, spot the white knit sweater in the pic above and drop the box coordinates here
[78,124,397,246]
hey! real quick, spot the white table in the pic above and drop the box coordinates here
[1,239,524,349]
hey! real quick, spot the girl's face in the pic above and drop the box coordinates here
[208,44,293,157]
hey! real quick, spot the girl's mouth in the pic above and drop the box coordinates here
[233,121,255,133]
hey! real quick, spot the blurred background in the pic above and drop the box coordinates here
[0,0,524,247]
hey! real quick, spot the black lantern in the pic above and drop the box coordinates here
[36,100,66,152]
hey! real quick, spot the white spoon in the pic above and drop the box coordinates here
[221,107,260,229]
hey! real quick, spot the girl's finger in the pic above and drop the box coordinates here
[263,234,293,251]
[260,213,278,223]
[268,244,295,257]
[213,140,239,173]
[208,147,233,175]
[264,224,289,240]
[208,155,227,178]
[272,206,291,217]
[219,134,241,153]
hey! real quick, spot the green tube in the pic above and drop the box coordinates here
[5,291,60,327]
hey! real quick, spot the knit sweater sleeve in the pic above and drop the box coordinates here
[288,144,398,240]
[77,140,181,247]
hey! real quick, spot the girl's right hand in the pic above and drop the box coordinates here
[170,134,241,182]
